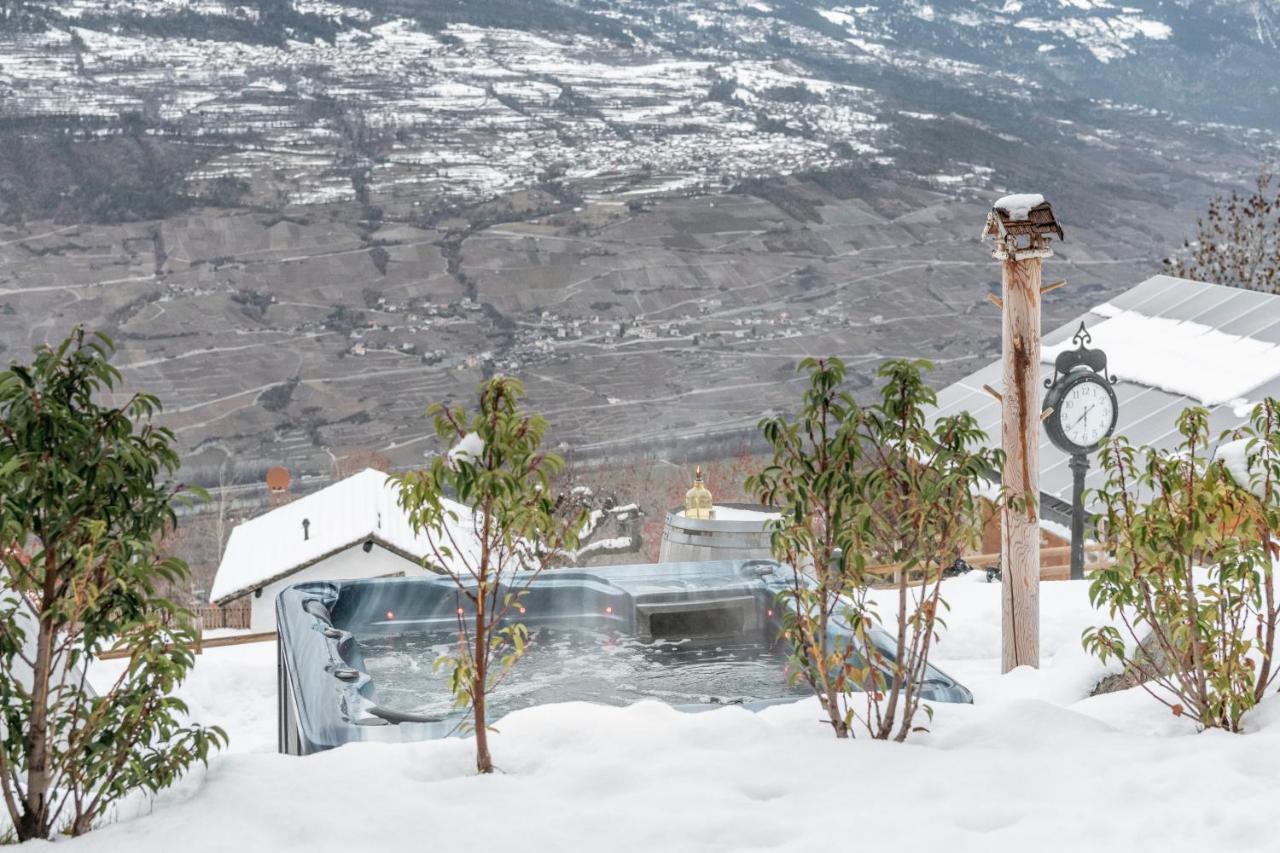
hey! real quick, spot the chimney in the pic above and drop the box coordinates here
[266,465,291,507]
[302,518,310,541]
[982,194,1063,673]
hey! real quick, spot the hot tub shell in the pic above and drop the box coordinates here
[277,559,972,755]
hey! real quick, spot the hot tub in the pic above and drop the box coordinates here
[276,559,971,755]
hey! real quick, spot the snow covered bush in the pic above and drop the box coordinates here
[748,357,998,740]
[0,328,225,841]
[396,376,585,774]
[1084,403,1280,731]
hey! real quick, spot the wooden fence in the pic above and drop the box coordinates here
[98,630,277,661]
[192,605,251,632]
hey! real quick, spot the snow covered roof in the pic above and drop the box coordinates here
[1041,305,1280,406]
[932,275,1280,524]
[983,193,1063,247]
[993,193,1045,221]
[210,469,474,605]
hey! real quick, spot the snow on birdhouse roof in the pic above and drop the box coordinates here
[983,193,1063,253]
[210,468,476,605]
[993,193,1045,221]
[931,275,1280,524]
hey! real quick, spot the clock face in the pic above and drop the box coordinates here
[1057,376,1115,449]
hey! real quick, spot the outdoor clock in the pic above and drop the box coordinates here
[1041,321,1120,582]
[1042,323,1118,456]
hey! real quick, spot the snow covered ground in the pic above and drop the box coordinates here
[46,575,1280,852]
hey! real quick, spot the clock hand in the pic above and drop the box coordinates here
[1071,404,1095,428]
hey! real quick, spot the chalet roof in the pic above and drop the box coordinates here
[931,275,1280,525]
[210,468,476,605]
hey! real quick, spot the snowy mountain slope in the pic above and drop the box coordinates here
[0,0,1275,483]
[825,0,1280,124]
[0,0,1275,221]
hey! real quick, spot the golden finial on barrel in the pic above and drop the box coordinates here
[683,466,714,520]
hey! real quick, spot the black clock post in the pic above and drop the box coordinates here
[1066,453,1090,581]
[1042,322,1119,581]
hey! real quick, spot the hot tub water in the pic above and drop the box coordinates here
[277,562,973,754]
[356,627,809,720]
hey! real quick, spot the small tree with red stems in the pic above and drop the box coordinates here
[397,377,584,774]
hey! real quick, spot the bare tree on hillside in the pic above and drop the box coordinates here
[1165,169,1279,294]
[214,459,241,564]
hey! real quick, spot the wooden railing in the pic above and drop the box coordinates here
[97,631,277,661]
[863,544,1113,584]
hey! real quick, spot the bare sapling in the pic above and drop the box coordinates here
[1165,169,1279,295]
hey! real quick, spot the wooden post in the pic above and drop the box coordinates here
[983,195,1062,673]
[1000,254,1041,671]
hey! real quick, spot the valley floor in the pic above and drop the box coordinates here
[41,577,1280,852]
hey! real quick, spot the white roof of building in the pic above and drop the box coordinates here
[932,275,1280,524]
[210,468,475,605]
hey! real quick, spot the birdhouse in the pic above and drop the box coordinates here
[983,194,1063,261]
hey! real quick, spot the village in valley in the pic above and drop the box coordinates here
[3,1,1280,851]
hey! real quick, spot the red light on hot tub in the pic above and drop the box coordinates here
[456,607,465,616]
[605,606,613,615]
[767,609,774,617]
[518,606,527,614]
[386,610,395,621]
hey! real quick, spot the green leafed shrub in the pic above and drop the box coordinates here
[1084,403,1280,731]
[0,328,225,841]
[844,359,1001,740]
[396,377,584,773]
[748,357,999,739]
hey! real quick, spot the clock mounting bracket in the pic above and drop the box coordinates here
[1045,322,1117,389]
